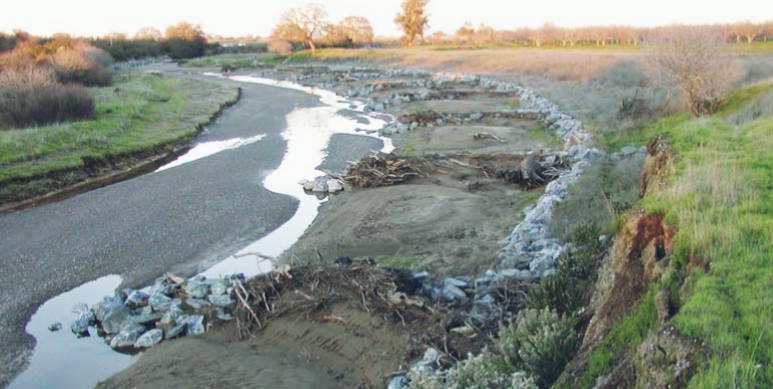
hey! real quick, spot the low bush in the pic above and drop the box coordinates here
[525,268,585,314]
[407,353,539,389]
[0,83,94,129]
[53,66,113,87]
[495,308,579,388]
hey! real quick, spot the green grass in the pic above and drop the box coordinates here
[376,255,423,270]
[0,72,239,203]
[589,80,773,388]
[180,53,273,68]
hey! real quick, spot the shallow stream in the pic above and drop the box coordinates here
[8,75,393,389]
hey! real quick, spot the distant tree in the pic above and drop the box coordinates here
[590,26,609,46]
[455,22,475,41]
[103,32,128,47]
[648,26,737,117]
[165,22,204,41]
[321,23,349,47]
[557,27,582,47]
[394,0,429,46]
[134,27,162,41]
[339,16,374,44]
[163,22,206,59]
[618,26,641,46]
[763,20,773,42]
[474,24,499,45]
[734,20,762,43]
[272,4,328,53]
[531,23,558,47]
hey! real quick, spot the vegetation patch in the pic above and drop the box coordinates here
[577,81,773,388]
[0,72,239,205]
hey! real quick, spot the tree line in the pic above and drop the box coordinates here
[429,20,773,47]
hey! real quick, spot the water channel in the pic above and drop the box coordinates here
[8,75,393,389]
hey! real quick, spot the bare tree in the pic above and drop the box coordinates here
[134,27,162,41]
[648,26,737,117]
[394,0,429,46]
[528,23,557,47]
[456,22,475,39]
[272,4,328,53]
[734,20,762,43]
[763,20,773,42]
[339,16,374,44]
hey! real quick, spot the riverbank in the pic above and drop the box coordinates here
[0,71,240,211]
[0,79,317,388]
[91,59,604,388]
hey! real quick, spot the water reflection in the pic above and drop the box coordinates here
[155,134,266,173]
[200,75,394,278]
[10,74,395,389]
[8,276,134,389]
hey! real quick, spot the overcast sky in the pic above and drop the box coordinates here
[2,0,771,38]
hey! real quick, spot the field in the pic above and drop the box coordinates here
[0,72,239,206]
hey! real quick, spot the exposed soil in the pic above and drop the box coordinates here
[97,263,524,389]
[94,65,556,389]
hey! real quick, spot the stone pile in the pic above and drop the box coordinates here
[299,176,345,194]
[67,273,243,350]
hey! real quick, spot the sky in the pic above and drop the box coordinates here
[1,0,771,38]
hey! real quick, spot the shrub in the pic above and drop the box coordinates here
[0,83,94,129]
[53,66,113,87]
[407,353,539,389]
[496,308,579,388]
[50,49,114,87]
[525,268,585,314]
[163,37,206,60]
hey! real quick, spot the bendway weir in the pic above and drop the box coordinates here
[8,75,393,389]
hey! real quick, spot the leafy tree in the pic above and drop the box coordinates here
[163,22,207,59]
[272,4,328,53]
[339,16,374,44]
[165,22,204,41]
[394,0,430,46]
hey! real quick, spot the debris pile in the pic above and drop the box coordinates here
[343,154,435,188]
[232,260,431,337]
[343,152,571,190]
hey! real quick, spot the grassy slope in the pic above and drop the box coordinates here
[0,72,238,202]
[583,82,773,388]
